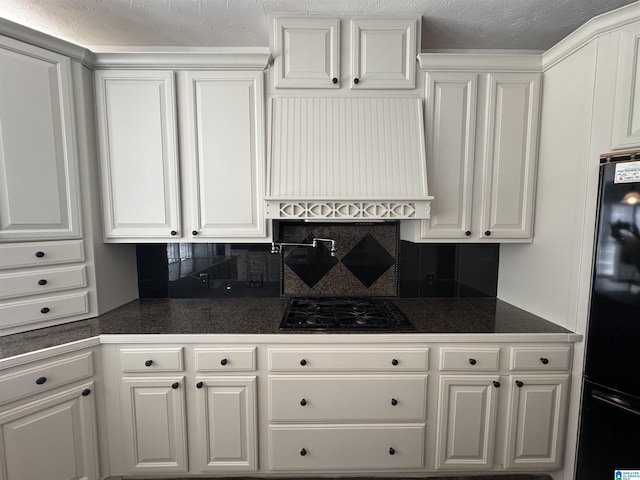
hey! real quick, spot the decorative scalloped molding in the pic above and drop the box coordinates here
[265,200,431,220]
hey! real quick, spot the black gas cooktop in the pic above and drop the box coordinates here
[280,297,414,331]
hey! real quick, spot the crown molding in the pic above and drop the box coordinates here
[91,47,272,70]
[543,3,640,71]
[418,52,542,72]
[0,17,95,67]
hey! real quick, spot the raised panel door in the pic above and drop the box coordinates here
[180,71,267,239]
[481,73,540,239]
[273,17,340,89]
[192,376,257,472]
[0,36,81,241]
[504,374,570,470]
[350,17,418,89]
[421,72,477,238]
[435,375,500,470]
[94,70,181,239]
[0,382,98,480]
[119,376,188,474]
[612,25,640,149]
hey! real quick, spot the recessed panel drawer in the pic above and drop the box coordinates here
[0,266,87,300]
[0,351,94,405]
[120,346,184,372]
[0,240,84,270]
[0,291,89,329]
[269,347,429,372]
[269,424,425,471]
[194,347,256,371]
[509,345,572,371]
[269,375,427,422]
[439,347,501,371]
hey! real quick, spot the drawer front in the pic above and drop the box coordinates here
[194,347,256,371]
[0,241,84,270]
[0,266,87,300]
[269,348,429,372]
[0,291,89,329]
[509,345,572,371]
[120,347,184,372]
[439,347,501,371]
[269,424,425,471]
[269,375,427,422]
[0,351,93,405]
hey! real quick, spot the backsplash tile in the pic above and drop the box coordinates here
[279,222,399,297]
[135,232,499,299]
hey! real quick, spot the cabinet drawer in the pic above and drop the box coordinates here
[439,347,500,371]
[509,345,572,371]
[0,240,84,270]
[269,375,427,422]
[269,347,429,372]
[0,266,87,300]
[0,291,89,329]
[120,347,184,372]
[194,347,256,371]
[0,351,93,405]
[269,424,425,471]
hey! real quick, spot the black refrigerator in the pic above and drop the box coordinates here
[576,154,640,479]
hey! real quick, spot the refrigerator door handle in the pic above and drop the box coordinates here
[592,388,640,417]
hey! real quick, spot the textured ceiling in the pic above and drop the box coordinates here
[0,0,637,51]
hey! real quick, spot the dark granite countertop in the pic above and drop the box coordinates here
[0,297,575,360]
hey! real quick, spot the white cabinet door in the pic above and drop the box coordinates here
[350,17,418,89]
[94,70,181,239]
[481,73,540,239]
[180,71,266,239]
[119,376,188,474]
[422,72,478,238]
[435,375,500,470]
[504,375,570,470]
[0,383,98,480]
[192,376,257,473]
[612,25,640,149]
[0,36,81,241]
[273,17,340,89]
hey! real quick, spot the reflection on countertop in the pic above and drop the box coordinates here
[0,297,573,360]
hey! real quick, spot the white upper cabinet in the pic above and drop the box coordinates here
[422,72,478,238]
[179,71,266,239]
[351,17,418,89]
[481,73,540,240]
[0,36,81,241]
[405,55,541,243]
[612,25,640,150]
[273,17,340,89]
[94,70,181,239]
[271,16,419,90]
[94,61,269,242]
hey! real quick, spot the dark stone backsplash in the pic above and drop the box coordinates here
[136,225,499,299]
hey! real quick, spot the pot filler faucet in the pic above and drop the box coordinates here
[271,238,337,257]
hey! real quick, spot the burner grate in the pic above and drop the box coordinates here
[280,298,414,331]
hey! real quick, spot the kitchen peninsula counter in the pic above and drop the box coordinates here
[0,297,578,360]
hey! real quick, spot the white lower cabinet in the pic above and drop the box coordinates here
[504,374,570,470]
[0,348,99,480]
[267,346,429,474]
[102,341,572,477]
[119,376,188,474]
[435,374,501,470]
[110,345,258,476]
[192,376,257,472]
